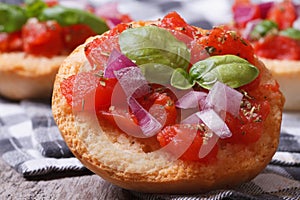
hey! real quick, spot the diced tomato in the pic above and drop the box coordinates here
[84,23,128,68]
[62,24,97,54]
[60,71,118,112]
[198,27,255,64]
[254,35,300,60]
[135,84,178,127]
[0,31,23,52]
[224,98,270,144]
[267,0,296,30]
[239,72,261,92]
[22,19,63,57]
[159,11,200,39]
[148,93,177,127]
[157,124,218,162]
[98,108,139,132]
[119,14,132,23]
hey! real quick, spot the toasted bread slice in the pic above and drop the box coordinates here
[0,52,66,100]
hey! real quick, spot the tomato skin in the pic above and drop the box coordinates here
[60,71,118,111]
[62,24,97,54]
[0,31,23,52]
[159,11,200,39]
[148,93,177,127]
[84,23,128,68]
[98,108,139,132]
[267,1,296,30]
[22,19,63,57]
[157,124,218,162]
[224,98,270,145]
[254,35,300,60]
[198,27,255,64]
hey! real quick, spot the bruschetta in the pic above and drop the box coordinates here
[0,0,130,100]
[52,12,284,193]
[231,0,300,110]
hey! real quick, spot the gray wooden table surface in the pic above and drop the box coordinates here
[0,158,133,200]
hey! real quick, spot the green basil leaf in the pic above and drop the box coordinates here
[0,3,27,33]
[119,26,190,70]
[38,6,109,34]
[280,28,300,40]
[250,20,278,40]
[24,0,47,18]
[140,63,174,84]
[170,68,195,90]
[189,55,259,89]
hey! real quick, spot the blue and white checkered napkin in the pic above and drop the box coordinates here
[0,98,87,177]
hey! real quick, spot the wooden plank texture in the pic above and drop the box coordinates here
[0,158,135,200]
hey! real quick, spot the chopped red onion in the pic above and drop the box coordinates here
[181,112,200,124]
[94,2,120,19]
[127,97,162,137]
[175,91,207,109]
[114,66,150,99]
[293,18,300,30]
[196,109,232,139]
[104,49,137,78]
[233,4,259,26]
[93,2,124,28]
[112,66,162,138]
[258,2,274,19]
[205,81,243,117]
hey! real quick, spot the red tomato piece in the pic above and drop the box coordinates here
[148,93,177,127]
[159,11,200,39]
[22,19,63,57]
[98,108,139,133]
[267,0,296,30]
[254,35,300,60]
[224,98,270,145]
[62,24,97,54]
[84,23,128,69]
[198,27,255,64]
[157,124,218,162]
[0,31,23,52]
[136,84,178,127]
[60,71,118,112]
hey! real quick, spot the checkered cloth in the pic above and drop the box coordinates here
[0,98,87,176]
[0,0,300,199]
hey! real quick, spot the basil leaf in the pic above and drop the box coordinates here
[119,26,190,70]
[250,20,278,40]
[38,6,109,34]
[189,55,259,89]
[280,28,300,40]
[171,68,195,90]
[0,3,27,33]
[24,0,47,18]
[140,63,174,84]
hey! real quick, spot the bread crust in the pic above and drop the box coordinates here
[259,57,300,110]
[0,52,66,100]
[52,22,284,194]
